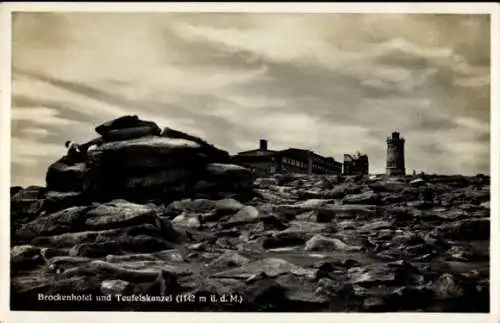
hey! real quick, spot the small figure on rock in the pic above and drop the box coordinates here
[64,140,84,159]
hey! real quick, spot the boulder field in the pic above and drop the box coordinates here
[10,118,490,312]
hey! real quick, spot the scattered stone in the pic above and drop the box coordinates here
[101,280,131,295]
[207,251,250,270]
[46,158,88,192]
[11,245,43,269]
[10,116,490,312]
[343,191,380,205]
[211,258,315,279]
[304,234,361,252]
[228,206,260,224]
[433,273,464,300]
[215,198,244,214]
[171,213,202,228]
[435,218,490,241]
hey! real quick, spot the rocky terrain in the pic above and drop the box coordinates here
[10,117,490,312]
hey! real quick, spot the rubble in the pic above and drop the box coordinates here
[10,116,490,312]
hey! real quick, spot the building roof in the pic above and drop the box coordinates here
[235,147,340,164]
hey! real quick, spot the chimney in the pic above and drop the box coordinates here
[259,139,268,151]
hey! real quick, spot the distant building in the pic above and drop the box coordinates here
[231,139,342,177]
[386,131,406,176]
[343,152,369,175]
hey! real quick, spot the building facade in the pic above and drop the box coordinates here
[386,131,406,176]
[231,139,342,176]
[343,152,369,175]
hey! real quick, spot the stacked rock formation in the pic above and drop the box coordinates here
[44,116,253,205]
[10,117,490,312]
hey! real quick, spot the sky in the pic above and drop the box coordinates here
[11,12,491,186]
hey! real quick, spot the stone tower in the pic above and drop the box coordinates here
[386,131,405,176]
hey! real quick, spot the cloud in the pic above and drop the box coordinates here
[12,106,82,126]
[10,12,491,186]
[22,128,51,138]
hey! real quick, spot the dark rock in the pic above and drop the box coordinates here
[323,183,362,199]
[463,187,490,205]
[32,224,162,248]
[203,163,255,191]
[11,245,43,269]
[163,128,230,163]
[228,205,260,224]
[369,180,407,193]
[362,297,386,311]
[11,186,23,197]
[254,177,280,188]
[215,198,244,215]
[15,206,91,241]
[211,258,315,279]
[85,136,209,200]
[435,218,490,241]
[262,231,306,249]
[360,220,394,231]
[343,191,380,205]
[433,273,464,300]
[83,200,160,230]
[95,115,161,137]
[322,204,377,220]
[207,251,250,270]
[11,199,45,224]
[46,256,93,273]
[172,213,202,228]
[11,186,47,225]
[105,249,185,263]
[44,191,85,212]
[243,278,287,309]
[445,244,478,261]
[284,288,330,308]
[12,186,46,200]
[387,286,434,311]
[166,199,216,214]
[347,261,418,287]
[391,231,424,246]
[95,115,141,135]
[40,247,69,260]
[46,158,88,192]
[69,235,175,257]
